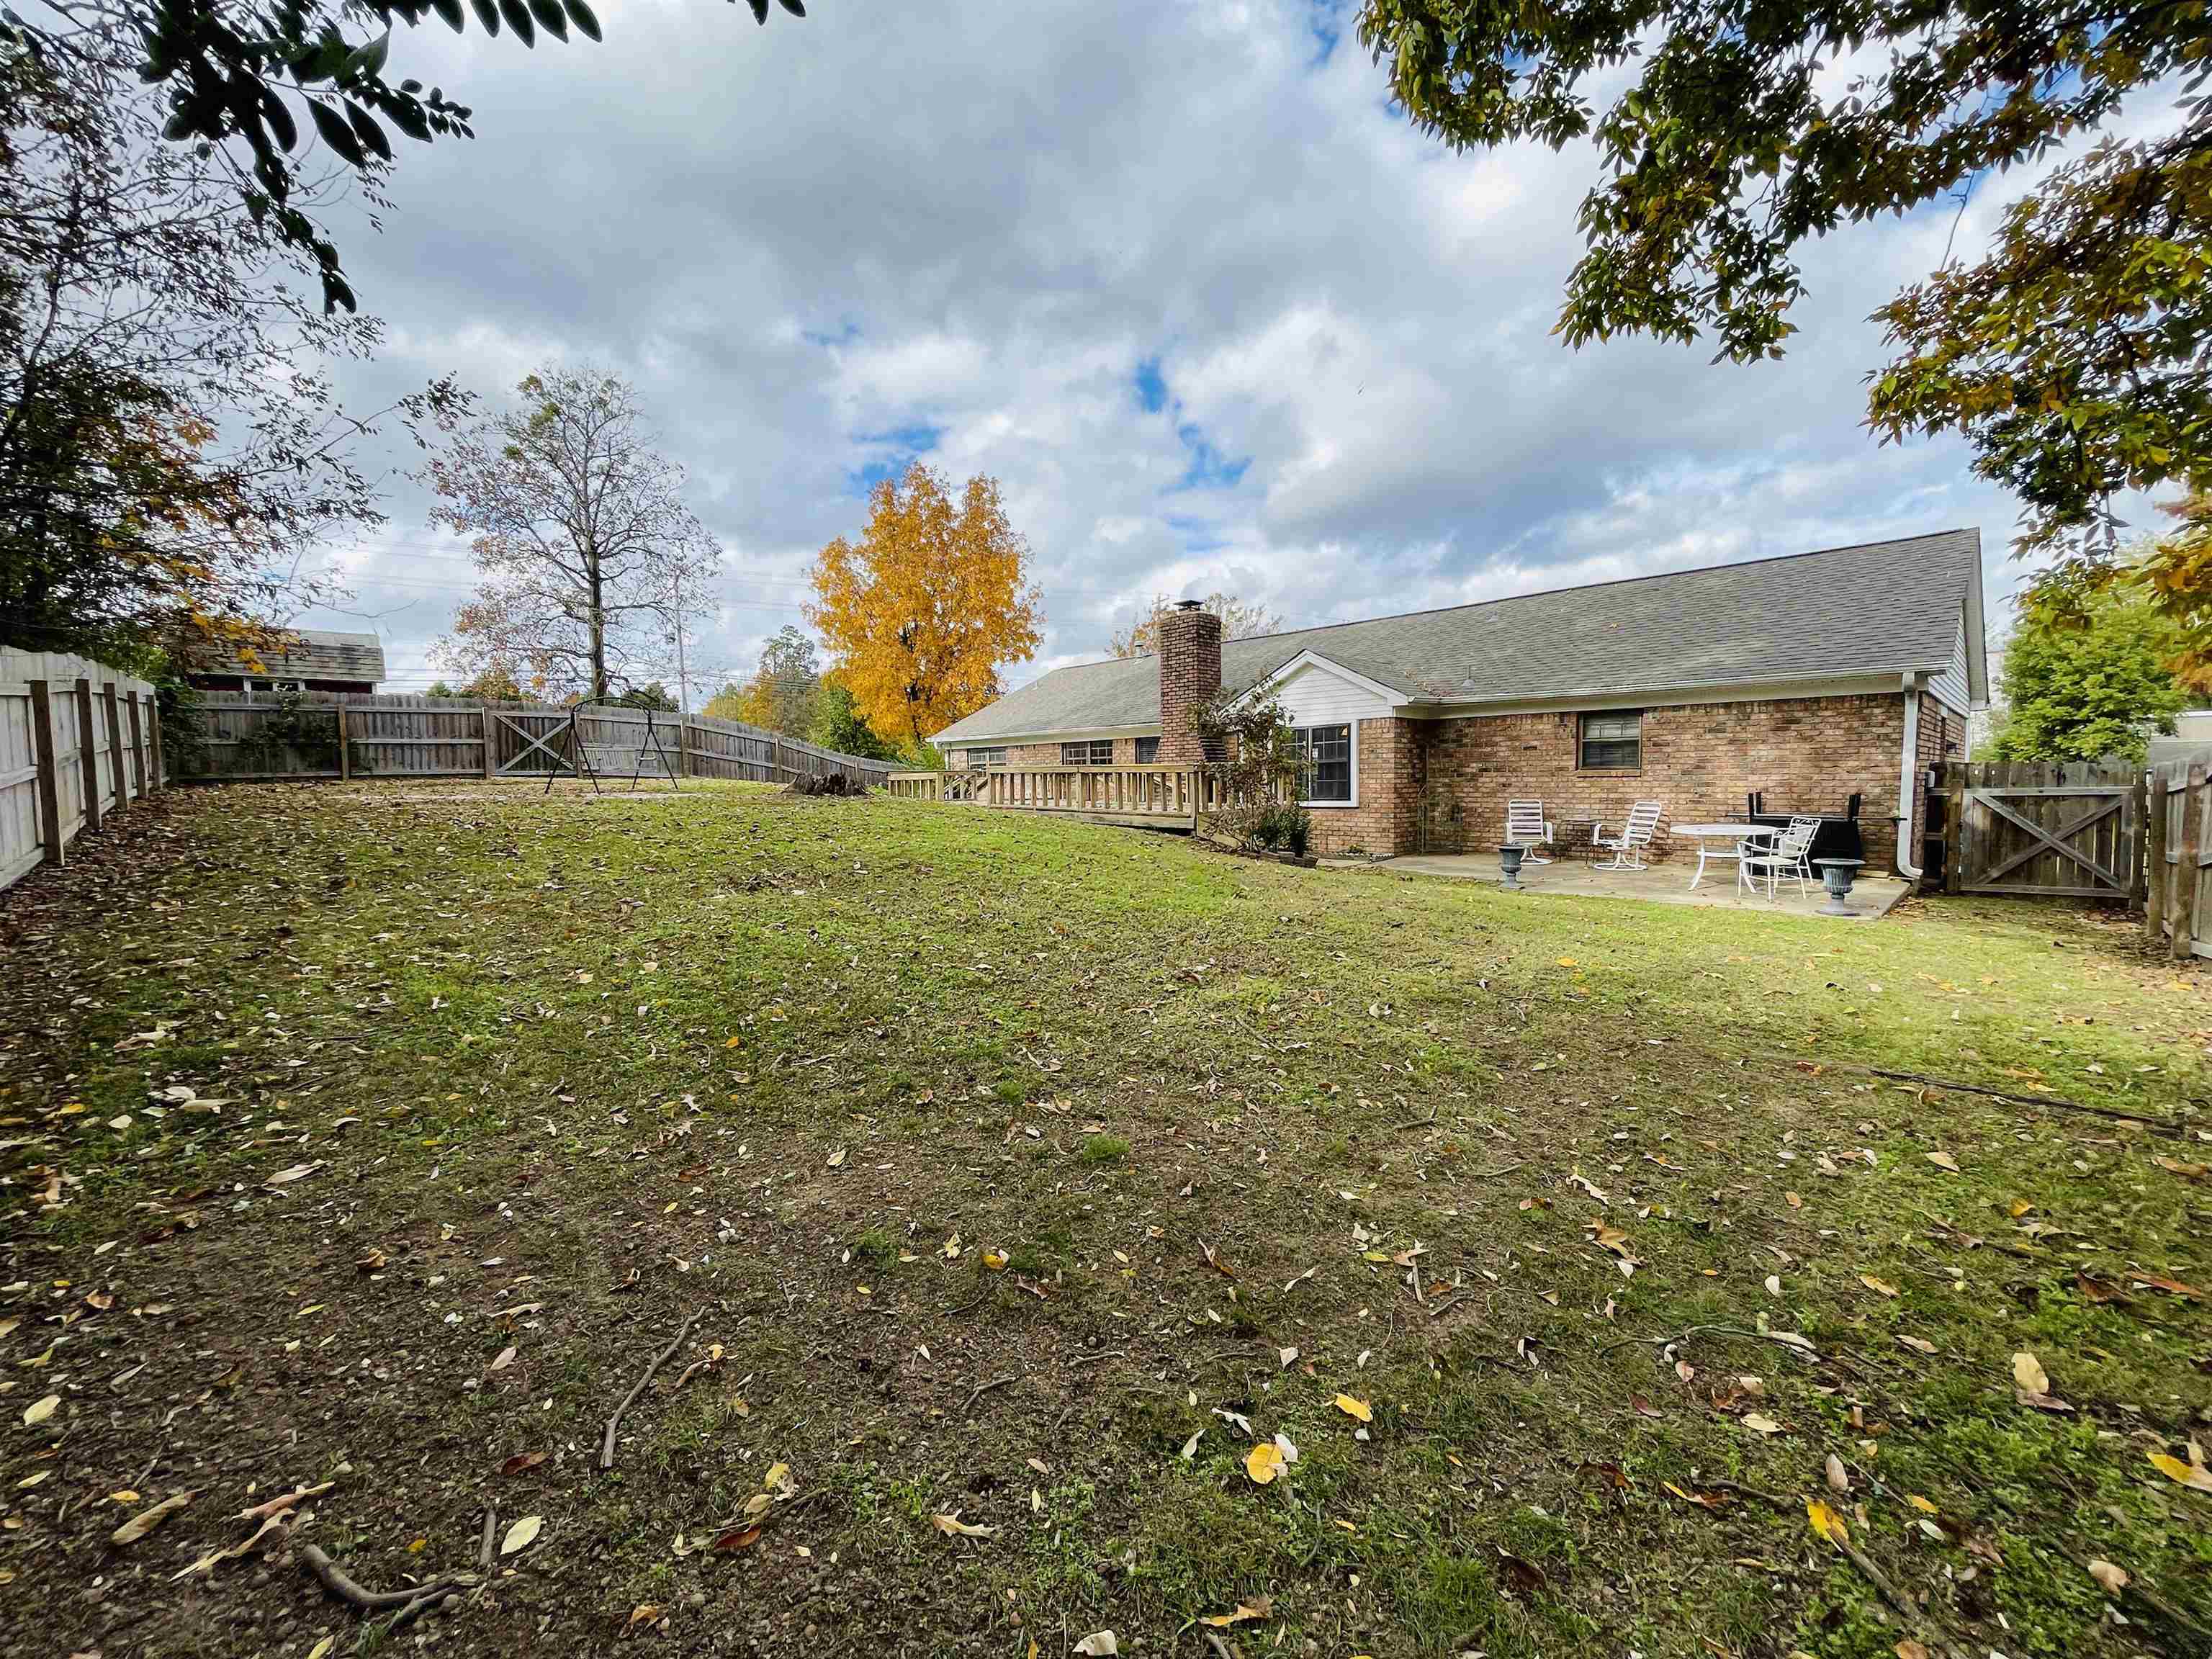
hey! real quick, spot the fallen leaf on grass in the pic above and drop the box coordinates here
[1742,1413,1783,1436]
[500,1514,543,1555]
[264,1161,321,1187]
[1072,1633,1118,1656]
[112,1491,191,1545]
[1663,1481,1728,1510]
[1200,1596,1272,1628]
[629,1604,664,1627]
[2148,1451,2212,1492]
[22,1394,58,1426]
[2087,1559,2129,1595]
[930,1511,995,1539]
[500,1450,548,1477]
[1806,1499,1848,1547]
[238,1482,333,1521]
[1334,1394,1372,1424]
[489,1346,516,1372]
[1895,1642,1930,1659]
[1245,1442,1286,1485]
[2154,1156,2207,1180]
[1860,1274,1899,1298]
[710,1525,762,1552]
[2011,1352,2051,1396]
[1924,1151,1960,1173]
[2129,1272,2203,1300]
[1897,1334,1936,1354]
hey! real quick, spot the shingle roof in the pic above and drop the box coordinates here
[210,629,385,685]
[935,529,1981,745]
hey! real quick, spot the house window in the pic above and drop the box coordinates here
[961,746,1007,770]
[1061,739,1113,765]
[1294,724,1353,804]
[1578,711,1642,771]
[1133,735,1160,764]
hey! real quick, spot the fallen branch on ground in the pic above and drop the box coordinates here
[1833,1537,1969,1659]
[1762,1053,2187,1137]
[600,1308,704,1469]
[296,1541,466,1619]
[1596,1323,1820,1361]
[961,1374,1017,1414]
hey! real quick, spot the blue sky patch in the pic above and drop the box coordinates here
[1133,356,1168,413]
[846,422,943,496]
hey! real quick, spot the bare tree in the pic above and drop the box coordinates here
[426,367,721,702]
[0,27,461,662]
[1110,592,1278,659]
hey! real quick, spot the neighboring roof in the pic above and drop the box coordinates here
[935,529,1984,745]
[203,629,386,685]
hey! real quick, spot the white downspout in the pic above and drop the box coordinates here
[1895,673,1923,880]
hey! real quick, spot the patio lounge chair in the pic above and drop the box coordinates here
[1593,800,1663,871]
[1505,799,1555,863]
[1738,815,1822,901]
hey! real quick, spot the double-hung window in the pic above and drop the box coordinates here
[1293,724,1353,804]
[1578,711,1642,771]
[1133,735,1161,764]
[1061,739,1114,765]
[961,746,1007,770]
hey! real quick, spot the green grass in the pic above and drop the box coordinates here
[1,778,2207,1658]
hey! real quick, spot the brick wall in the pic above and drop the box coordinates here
[1416,692,1915,872]
[1303,717,1424,857]
[1156,605,1223,765]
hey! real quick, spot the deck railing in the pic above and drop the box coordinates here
[886,763,1266,823]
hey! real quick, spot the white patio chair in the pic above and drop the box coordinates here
[1738,815,1822,901]
[1593,800,1663,871]
[1505,799,1555,863]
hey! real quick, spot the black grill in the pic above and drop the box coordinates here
[1745,791,1866,865]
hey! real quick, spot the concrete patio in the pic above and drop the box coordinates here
[1335,852,1912,920]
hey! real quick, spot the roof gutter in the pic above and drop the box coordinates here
[1895,674,1924,881]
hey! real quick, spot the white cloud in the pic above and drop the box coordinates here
[289,0,2082,695]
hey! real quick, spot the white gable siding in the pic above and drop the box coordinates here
[1272,661,1394,727]
[1928,617,1972,716]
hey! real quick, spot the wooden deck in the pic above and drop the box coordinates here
[889,764,1241,827]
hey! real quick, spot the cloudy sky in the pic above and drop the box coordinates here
[302,0,2058,699]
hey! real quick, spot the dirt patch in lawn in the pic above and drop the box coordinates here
[2,784,2208,1659]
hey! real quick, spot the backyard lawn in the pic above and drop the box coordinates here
[3,781,2209,1659]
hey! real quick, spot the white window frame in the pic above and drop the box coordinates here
[1061,738,1113,766]
[1293,721,1357,808]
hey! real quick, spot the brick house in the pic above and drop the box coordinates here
[931,531,1988,872]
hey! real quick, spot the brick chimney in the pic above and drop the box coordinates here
[1156,599,1223,765]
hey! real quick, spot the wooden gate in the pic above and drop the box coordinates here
[1944,763,2141,899]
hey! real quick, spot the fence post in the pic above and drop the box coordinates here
[675,716,692,780]
[2171,764,2203,963]
[2146,770,2170,943]
[2131,771,2150,914]
[1941,763,1964,894]
[148,693,165,790]
[336,698,351,781]
[74,677,102,833]
[102,683,127,811]
[125,689,147,799]
[28,678,63,866]
[481,703,496,779]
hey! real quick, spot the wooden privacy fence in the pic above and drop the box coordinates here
[1,646,166,894]
[2147,760,2212,961]
[180,692,894,790]
[1938,760,2143,902]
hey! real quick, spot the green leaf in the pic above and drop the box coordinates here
[343,28,390,78]
[469,0,500,35]
[562,0,601,40]
[526,0,567,39]
[498,0,535,45]
[346,101,392,161]
[430,0,464,27]
[307,97,366,166]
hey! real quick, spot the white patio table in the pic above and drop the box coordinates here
[1674,823,1777,890]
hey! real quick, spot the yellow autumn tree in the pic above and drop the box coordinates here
[808,463,1043,744]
